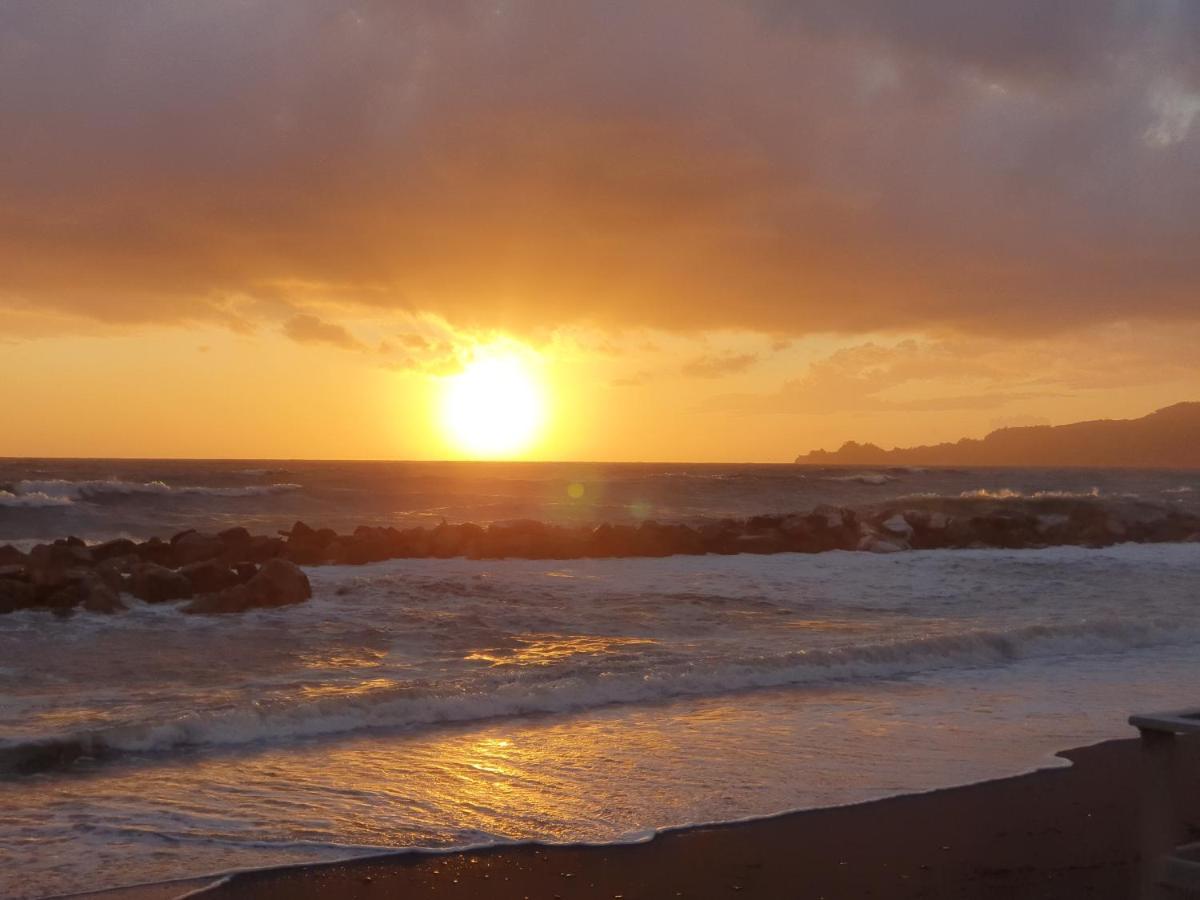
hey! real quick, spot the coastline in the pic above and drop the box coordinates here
[64,735,1200,900]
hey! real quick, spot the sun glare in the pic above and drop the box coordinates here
[440,345,547,458]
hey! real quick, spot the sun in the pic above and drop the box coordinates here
[440,344,547,458]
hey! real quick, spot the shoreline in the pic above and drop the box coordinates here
[61,735,1200,900]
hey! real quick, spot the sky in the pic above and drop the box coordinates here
[1,0,1198,461]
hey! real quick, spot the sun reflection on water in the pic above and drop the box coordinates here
[464,634,658,667]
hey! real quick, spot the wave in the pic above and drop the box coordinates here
[823,473,897,485]
[0,479,302,507]
[0,490,75,508]
[957,487,1105,500]
[1,616,1180,775]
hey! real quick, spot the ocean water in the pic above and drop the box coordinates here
[1,461,1199,898]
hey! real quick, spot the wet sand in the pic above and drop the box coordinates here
[177,735,1200,900]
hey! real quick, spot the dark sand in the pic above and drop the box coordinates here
[181,735,1200,900]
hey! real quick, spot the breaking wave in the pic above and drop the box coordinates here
[958,487,1104,500]
[0,479,302,507]
[1,616,1181,776]
[823,473,897,485]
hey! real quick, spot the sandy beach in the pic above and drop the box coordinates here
[128,735,1189,900]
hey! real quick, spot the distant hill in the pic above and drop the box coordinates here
[796,403,1200,469]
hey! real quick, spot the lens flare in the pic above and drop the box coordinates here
[440,345,546,458]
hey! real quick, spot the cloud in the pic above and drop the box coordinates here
[707,324,1200,416]
[1,1,1198,337]
[681,353,759,379]
[281,314,366,351]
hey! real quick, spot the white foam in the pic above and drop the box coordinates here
[5,479,302,504]
[958,486,1103,500]
[10,614,1187,761]
[824,473,896,485]
[0,490,74,508]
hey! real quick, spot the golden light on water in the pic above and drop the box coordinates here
[440,343,547,459]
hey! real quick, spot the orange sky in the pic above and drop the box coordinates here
[1,2,1198,461]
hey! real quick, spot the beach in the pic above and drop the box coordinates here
[117,735,1190,900]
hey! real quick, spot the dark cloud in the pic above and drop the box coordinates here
[281,314,365,351]
[1,1,1197,336]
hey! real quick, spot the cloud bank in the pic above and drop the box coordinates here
[1,0,1197,337]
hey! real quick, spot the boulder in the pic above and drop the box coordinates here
[245,535,285,562]
[183,558,311,614]
[589,522,640,557]
[635,521,704,557]
[79,574,125,614]
[90,538,138,563]
[233,561,258,583]
[880,514,915,540]
[172,532,225,566]
[94,556,137,593]
[28,540,93,573]
[283,520,335,564]
[430,522,484,558]
[179,560,240,593]
[217,526,252,551]
[0,578,36,614]
[858,535,909,553]
[135,537,176,567]
[0,545,27,566]
[129,563,193,603]
[246,558,311,606]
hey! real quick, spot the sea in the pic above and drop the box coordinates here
[1,460,1199,899]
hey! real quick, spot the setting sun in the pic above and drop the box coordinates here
[440,345,547,458]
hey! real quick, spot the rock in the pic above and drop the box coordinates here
[801,506,859,551]
[858,535,909,553]
[183,558,311,614]
[42,582,85,614]
[233,562,258,583]
[94,557,135,593]
[172,532,225,566]
[26,542,91,590]
[91,538,138,562]
[0,578,36,614]
[29,540,93,573]
[217,526,252,550]
[483,520,557,558]
[129,563,193,603]
[0,564,28,581]
[245,535,285,562]
[880,514,915,540]
[179,560,239,593]
[430,522,484,558]
[246,558,311,606]
[284,520,333,564]
[79,574,125,614]
[136,537,176,567]
[588,522,640,557]
[0,545,27,566]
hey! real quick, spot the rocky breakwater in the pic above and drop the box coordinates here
[1,497,1197,618]
[0,528,310,617]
